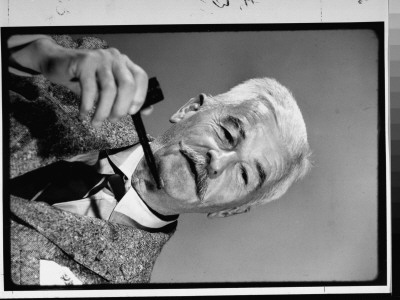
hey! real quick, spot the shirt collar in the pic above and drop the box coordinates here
[106,144,143,179]
[106,145,179,230]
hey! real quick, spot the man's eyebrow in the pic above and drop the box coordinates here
[225,116,246,139]
[255,160,267,190]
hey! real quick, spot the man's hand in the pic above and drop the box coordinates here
[12,37,150,127]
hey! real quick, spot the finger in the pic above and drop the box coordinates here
[109,62,136,122]
[92,68,117,127]
[125,59,148,115]
[140,105,154,116]
[79,70,97,119]
[64,81,81,97]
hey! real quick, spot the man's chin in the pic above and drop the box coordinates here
[160,179,199,205]
[153,153,198,201]
[133,165,195,201]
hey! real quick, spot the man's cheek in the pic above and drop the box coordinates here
[202,174,234,205]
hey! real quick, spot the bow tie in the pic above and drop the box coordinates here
[87,173,126,201]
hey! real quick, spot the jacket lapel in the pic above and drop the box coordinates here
[10,196,174,283]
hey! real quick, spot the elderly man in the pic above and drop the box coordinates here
[7,34,311,285]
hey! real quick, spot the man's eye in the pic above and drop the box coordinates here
[221,126,234,145]
[241,165,248,185]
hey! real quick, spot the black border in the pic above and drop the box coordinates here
[1,22,387,292]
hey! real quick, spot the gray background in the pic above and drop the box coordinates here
[87,30,378,282]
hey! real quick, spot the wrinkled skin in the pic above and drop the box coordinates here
[132,94,282,217]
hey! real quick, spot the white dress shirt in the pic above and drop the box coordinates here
[53,144,177,230]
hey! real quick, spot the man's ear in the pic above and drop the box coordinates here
[207,206,251,219]
[169,93,206,123]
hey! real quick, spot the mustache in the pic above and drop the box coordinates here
[179,141,208,201]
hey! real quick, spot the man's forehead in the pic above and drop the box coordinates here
[224,100,275,128]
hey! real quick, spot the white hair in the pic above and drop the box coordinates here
[217,78,312,208]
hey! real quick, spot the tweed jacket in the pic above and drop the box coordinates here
[7,35,175,285]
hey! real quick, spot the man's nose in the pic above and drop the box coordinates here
[207,149,237,178]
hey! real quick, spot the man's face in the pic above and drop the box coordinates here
[133,95,282,215]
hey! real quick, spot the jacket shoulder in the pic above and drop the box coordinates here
[10,196,174,284]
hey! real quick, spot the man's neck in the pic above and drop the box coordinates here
[114,144,179,217]
[131,175,178,217]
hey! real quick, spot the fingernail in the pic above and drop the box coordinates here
[141,106,154,116]
[129,105,138,115]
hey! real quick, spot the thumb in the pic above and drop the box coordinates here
[140,105,154,116]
